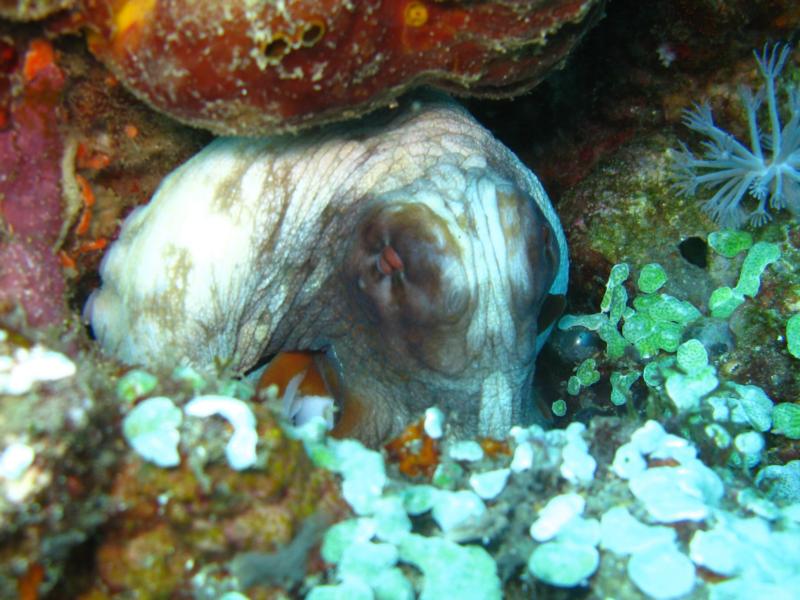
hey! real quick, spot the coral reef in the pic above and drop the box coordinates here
[80,0,605,135]
[89,371,348,598]
[298,412,800,599]
[0,0,799,597]
[0,340,349,598]
[0,239,65,327]
[0,37,68,328]
[555,131,800,413]
[0,326,118,598]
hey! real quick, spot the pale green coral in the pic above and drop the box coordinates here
[610,371,640,406]
[567,358,601,395]
[122,396,182,468]
[710,241,781,318]
[772,403,800,439]
[624,293,701,357]
[709,286,745,319]
[637,263,668,293]
[560,261,702,362]
[309,431,502,599]
[787,314,800,358]
[556,246,793,478]
[707,230,753,258]
[115,369,158,403]
[398,534,501,600]
[676,339,709,374]
[528,541,599,587]
[551,398,567,416]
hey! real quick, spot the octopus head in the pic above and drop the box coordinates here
[321,165,563,443]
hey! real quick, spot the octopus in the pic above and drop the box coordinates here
[87,95,568,446]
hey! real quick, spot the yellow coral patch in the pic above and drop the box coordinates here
[113,0,156,36]
[404,1,428,27]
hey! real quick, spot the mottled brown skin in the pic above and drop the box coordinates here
[327,191,562,443]
[79,0,604,135]
[88,98,568,446]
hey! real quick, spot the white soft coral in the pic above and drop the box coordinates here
[673,44,800,228]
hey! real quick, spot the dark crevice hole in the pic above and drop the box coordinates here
[301,23,325,46]
[679,236,708,268]
[263,37,289,60]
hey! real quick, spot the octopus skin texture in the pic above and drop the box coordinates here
[80,0,604,135]
[87,97,568,446]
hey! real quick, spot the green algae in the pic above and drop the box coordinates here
[708,230,753,258]
[772,403,800,439]
[787,314,800,359]
[552,398,568,416]
[637,263,668,293]
[116,369,158,403]
[610,371,640,406]
[568,358,601,395]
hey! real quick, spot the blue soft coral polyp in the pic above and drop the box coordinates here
[673,44,800,228]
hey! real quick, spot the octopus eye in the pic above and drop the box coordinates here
[351,202,468,323]
[375,244,405,277]
[345,201,471,372]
